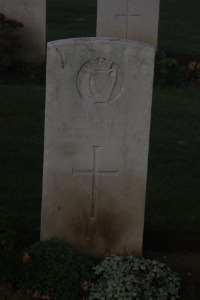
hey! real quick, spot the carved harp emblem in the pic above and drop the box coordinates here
[77,58,123,104]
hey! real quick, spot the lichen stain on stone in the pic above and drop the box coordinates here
[95,208,122,254]
[71,196,128,256]
[61,142,81,156]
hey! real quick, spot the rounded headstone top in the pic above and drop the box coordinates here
[47,37,155,51]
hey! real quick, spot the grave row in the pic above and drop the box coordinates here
[1,0,160,256]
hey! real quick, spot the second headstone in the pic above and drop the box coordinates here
[97,0,160,48]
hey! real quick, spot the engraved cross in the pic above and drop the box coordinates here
[115,0,142,38]
[72,146,118,219]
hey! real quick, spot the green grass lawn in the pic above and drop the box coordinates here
[145,88,200,236]
[0,86,45,243]
[158,0,200,55]
[47,0,97,42]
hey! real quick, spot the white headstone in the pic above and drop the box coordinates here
[97,0,160,48]
[0,0,46,62]
[41,38,155,256]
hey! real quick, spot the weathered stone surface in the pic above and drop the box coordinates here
[41,38,155,256]
[97,0,160,48]
[0,0,46,62]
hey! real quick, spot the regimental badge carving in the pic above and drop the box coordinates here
[77,58,124,104]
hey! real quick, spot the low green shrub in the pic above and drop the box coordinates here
[187,60,200,85]
[0,13,23,71]
[18,238,94,300]
[154,52,187,87]
[89,255,181,300]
